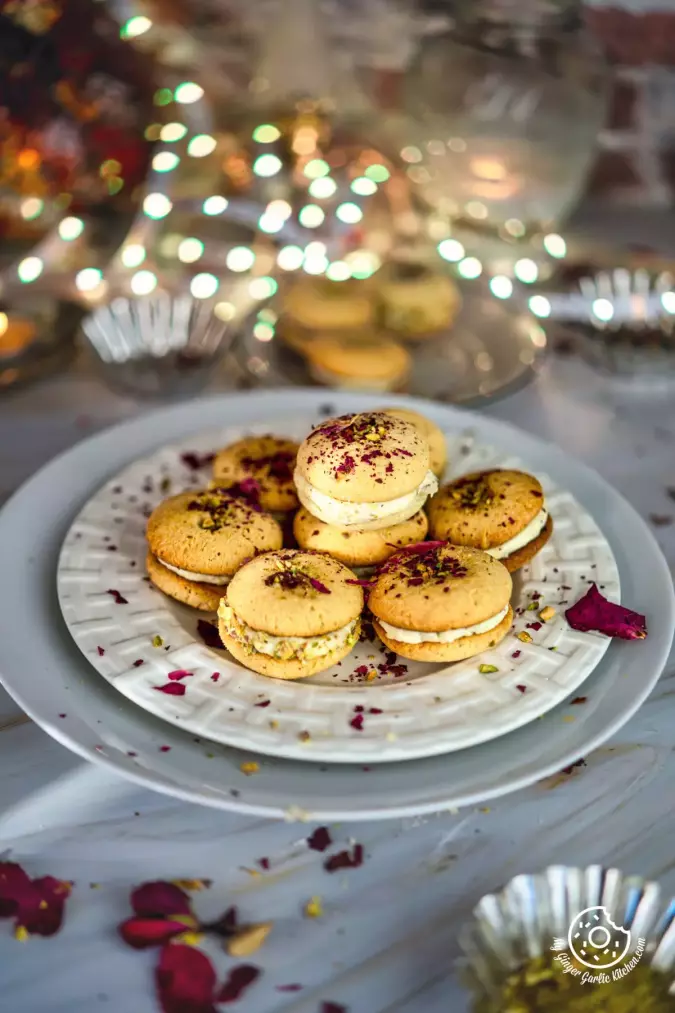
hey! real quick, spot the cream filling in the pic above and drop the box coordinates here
[294,469,438,528]
[219,604,359,660]
[485,507,548,560]
[158,557,231,586]
[378,604,510,644]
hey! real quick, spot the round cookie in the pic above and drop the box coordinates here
[427,469,551,573]
[218,549,364,679]
[377,262,461,339]
[306,335,410,392]
[293,506,428,568]
[368,542,513,662]
[295,411,437,530]
[146,489,282,607]
[146,551,223,612]
[283,277,374,331]
[212,435,299,513]
[379,406,447,478]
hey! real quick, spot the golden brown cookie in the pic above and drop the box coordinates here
[146,489,282,607]
[376,262,461,338]
[217,549,363,679]
[306,335,410,392]
[283,277,374,331]
[294,411,437,530]
[146,552,224,612]
[427,470,551,572]
[368,542,513,662]
[212,435,299,513]
[379,406,447,477]
[293,506,428,568]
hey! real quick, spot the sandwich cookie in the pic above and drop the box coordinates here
[294,411,438,531]
[377,263,461,339]
[218,550,364,679]
[306,335,410,392]
[146,489,282,611]
[379,406,447,478]
[427,469,552,573]
[283,277,374,332]
[212,435,299,514]
[293,505,428,571]
[369,542,513,662]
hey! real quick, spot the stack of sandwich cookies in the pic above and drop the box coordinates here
[428,469,551,573]
[368,542,513,662]
[293,505,428,572]
[294,412,438,531]
[218,550,364,679]
[379,406,447,478]
[305,335,411,392]
[212,435,299,515]
[146,490,282,611]
[283,277,374,332]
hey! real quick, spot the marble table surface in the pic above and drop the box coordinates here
[1,353,674,1013]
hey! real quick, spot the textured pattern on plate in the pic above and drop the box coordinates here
[57,416,619,763]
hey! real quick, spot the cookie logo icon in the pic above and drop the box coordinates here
[568,906,631,969]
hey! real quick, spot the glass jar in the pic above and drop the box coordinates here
[400,0,608,269]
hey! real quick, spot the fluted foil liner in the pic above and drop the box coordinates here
[459,865,675,1005]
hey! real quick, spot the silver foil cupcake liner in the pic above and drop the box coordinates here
[459,865,675,1005]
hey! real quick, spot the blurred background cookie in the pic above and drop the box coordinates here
[376,263,462,340]
[283,277,375,332]
[306,335,410,392]
[380,406,447,478]
[213,435,299,514]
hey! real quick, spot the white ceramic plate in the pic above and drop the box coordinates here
[56,417,618,763]
[0,391,672,819]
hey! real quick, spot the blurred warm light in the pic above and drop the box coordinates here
[466,200,488,220]
[292,127,318,155]
[457,256,482,279]
[304,159,330,179]
[592,298,614,322]
[258,214,285,234]
[447,137,467,152]
[253,321,275,341]
[202,196,228,215]
[401,146,422,163]
[298,205,325,228]
[309,177,337,199]
[253,154,282,177]
[514,258,539,284]
[75,268,103,292]
[267,200,292,219]
[174,82,203,104]
[161,122,187,142]
[277,246,304,271]
[661,292,675,314]
[121,244,146,268]
[249,277,278,300]
[345,249,380,279]
[489,276,513,299]
[470,158,507,181]
[253,124,281,143]
[529,295,551,318]
[214,301,236,321]
[326,261,351,281]
[504,218,525,238]
[58,217,84,241]
[18,257,43,283]
[20,197,44,221]
[143,193,172,219]
[364,164,389,183]
[226,247,255,272]
[350,177,377,196]
[177,238,204,263]
[191,273,219,298]
[130,270,157,295]
[437,239,465,263]
[122,15,152,38]
[18,148,40,170]
[335,202,362,224]
[543,234,567,259]
[153,151,180,172]
[188,134,217,158]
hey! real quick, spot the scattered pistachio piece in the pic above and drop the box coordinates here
[226,922,273,957]
[269,719,279,729]
[516,630,533,643]
[479,663,498,674]
[240,761,260,775]
[152,634,164,647]
[526,602,539,611]
[366,669,378,681]
[304,896,323,918]
[14,926,29,942]
[179,930,204,946]
[539,605,555,621]
[172,879,210,891]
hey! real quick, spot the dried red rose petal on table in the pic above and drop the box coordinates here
[0,862,72,938]
[324,843,364,872]
[307,826,332,852]
[216,964,261,1003]
[155,943,218,1013]
[565,583,647,640]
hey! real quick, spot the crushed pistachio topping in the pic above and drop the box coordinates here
[516,630,533,643]
[449,475,494,510]
[479,664,499,674]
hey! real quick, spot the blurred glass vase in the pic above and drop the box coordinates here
[401,0,607,268]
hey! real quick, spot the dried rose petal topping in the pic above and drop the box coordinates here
[216,964,261,1003]
[131,881,192,918]
[565,583,647,640]
[213,478,263,513]
[349,714,364,731]
[346,578,376,588]
[197,620,225,650]
[0,863,72,937]
[307,826,332,852]
[155,943,218,1013]
[321,1002,348,1012]
[324,844,364,872]
[154,684,187,696]
[167,670,193,682]
[309,577,330,594]
[276,983,303,992]
[97,646,105,656]
[106,589,128,604]
[180,451,216,471]
[254,700,270,708]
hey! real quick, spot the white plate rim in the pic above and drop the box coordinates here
[0,389,673,820]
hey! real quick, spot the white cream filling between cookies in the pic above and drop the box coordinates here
[158,557,232,586]
[294,470,438,528]
[485,507,548,560]
[219,604,358,660]
[378,604,510,644]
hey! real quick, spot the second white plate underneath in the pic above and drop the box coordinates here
[57,414,618,764]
